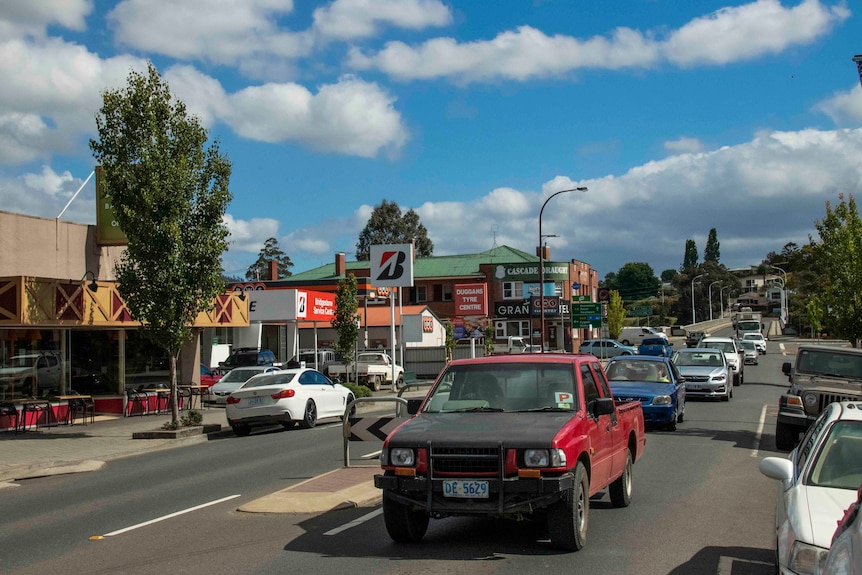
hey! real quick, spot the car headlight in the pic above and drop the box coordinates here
[712,373,727,382]
[382,447,415,467]
[803,392,819,407]
[523,448,566,468]
[788,540,829,575]
[652,395,672,405]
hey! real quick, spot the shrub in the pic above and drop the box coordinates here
[181,410,203,426]
[344,382,372,399]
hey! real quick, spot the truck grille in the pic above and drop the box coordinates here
[811,392,862,414]
[430,446,500,475]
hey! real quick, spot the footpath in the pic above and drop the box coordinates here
[0,401,386,514]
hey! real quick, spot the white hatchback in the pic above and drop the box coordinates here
[743,332,768,354]
[225,368,354,436]
[760,402,862,575]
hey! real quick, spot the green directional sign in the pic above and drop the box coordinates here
[573,303,602,315]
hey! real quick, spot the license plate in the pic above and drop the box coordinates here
[687,384,701,390]
[442,480,489,499]
[247,397,263,406]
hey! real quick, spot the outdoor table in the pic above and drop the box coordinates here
[9,398,53,432]
[54,395,93,425]
[179,385,207,410]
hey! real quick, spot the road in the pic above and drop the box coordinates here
[0,335,792,575]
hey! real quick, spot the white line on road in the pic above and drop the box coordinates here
[101,494,241,537]
[751,404,768,458]
[324,508,382,536]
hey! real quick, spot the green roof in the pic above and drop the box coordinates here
[288,245,540,282]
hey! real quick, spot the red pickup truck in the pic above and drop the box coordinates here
[374,353,646,551]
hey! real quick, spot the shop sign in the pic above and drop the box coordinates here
[530,295,561,317]
[493,299,531,318]
[454,283,488,316]
[493,262,569,282]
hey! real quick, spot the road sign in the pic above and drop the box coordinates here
[573,303,601,315]
[572,295,591,302]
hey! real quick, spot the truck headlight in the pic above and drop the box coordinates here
[652,395,672,405]
[382,447,415,467]
[803,392,819,407]
[523,448,566,468]
[787,540,829,575]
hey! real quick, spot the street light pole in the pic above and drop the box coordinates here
[720,285,731,318]
[691,274,705,325]
[708,281,721,322]
[539,186,588,352]
[768,265,788,325]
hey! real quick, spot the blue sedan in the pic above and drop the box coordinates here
[605,355,686,431]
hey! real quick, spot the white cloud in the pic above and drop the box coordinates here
[664,137,707,154]
[223,213,280,253]
[312,0,452,41]
[0,0,93,37]
[348,0,849,83]
[662,0,849,66]
[0,165,95,223]
[815,85,862,126]
[222,75,407,157]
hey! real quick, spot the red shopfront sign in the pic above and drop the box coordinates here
[300,290,337,322]
[453,283,488,316]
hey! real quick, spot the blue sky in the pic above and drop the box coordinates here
[1,0,861,280]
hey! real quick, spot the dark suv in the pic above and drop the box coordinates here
[217,348,277,375]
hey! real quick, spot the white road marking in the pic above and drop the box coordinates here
[751,404,768,458]
[361,450,382,459]
[717,554,772,573]
[324,508,383,536]
[102,494,241,537]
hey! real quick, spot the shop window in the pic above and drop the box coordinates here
[503,281,524,299]
[415,285,427,302]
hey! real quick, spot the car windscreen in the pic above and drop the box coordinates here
[243,372,298,388]
[221,369,264,382]
[423,363,577,413]
[797,350,862,379]
[674,352,723,367]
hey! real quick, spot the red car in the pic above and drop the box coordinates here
[200,364,222,389]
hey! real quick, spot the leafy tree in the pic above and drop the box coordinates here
[331,274,359,373]
[246,237,293,280]
[806,296,825,340]
[606,290,627,339]
[813,194,862,346]
[681,239,698,272]
[614,262,660,303]
[601,272,619,291]
[355,199,434,260]
[90,62,232,424]
[444,320,456,362]
[704,228,720,263]
[660,269,678,282]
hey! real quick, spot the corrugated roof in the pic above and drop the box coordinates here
[288,245,539,282]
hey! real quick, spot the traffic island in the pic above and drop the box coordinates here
[132,423,221,439]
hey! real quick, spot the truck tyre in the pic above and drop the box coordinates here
[300,400,317,429]
[395,374,405,390]
[609,450,633,508]
[548,461,589,551]
[371,376,381,392]
[775,422,798,451]
[231,423,251,437]
[383,491,429,543]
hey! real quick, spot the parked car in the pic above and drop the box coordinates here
[637,337,674,357]
[760,402,862,575]
[698,336,744,386]
[216,347,277,375]
[823,484,862,575]
[606,355,685,430]
[742,332,768,354]
[579,339,638,359]
[619,326,668,346]
[672,348,732,401]
[200,364,222,389]
[739,339,759,365]
[205,365,283,405]
[225,368,354,436]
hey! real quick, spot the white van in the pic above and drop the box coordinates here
[618,326,668,346]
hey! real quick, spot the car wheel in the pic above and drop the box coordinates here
[231,423,251,437]
[621,340,631,346]
[666,418,677,431]
[370,376,381,392]
[609,450,633,507]
[342,394,356,421]
[677,405,685,423]
[382,491,429,543]
[775,422,798,451]
[733,372,740,386]
[300,399,317,429]
[395,375,405,390]
[548,461,589,551]
[721,389,730,402]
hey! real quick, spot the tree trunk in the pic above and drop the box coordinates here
[170,354,179,423]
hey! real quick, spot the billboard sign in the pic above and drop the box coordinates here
[454,283,488,316]
[370,244,414,287]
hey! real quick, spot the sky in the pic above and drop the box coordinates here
[1,0,861,281]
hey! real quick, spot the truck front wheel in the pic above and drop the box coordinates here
[609,450,633,508]
[775,422,799,451]
[548,461,589,551]
[382,492,429,543]
[370,376,381,392]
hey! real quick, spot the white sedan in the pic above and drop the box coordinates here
[760,401,862,575]
[225,368,355,437]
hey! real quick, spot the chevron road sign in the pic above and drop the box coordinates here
[347,416,408,442]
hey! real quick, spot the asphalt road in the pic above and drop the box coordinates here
[0,334,792,575]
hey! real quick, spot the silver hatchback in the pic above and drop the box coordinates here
[672,348,732,401]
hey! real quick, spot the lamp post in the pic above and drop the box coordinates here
[768,265,787,324]
[853,54,862,88]
[708,281,721,322]
[720,285,731,318]
[539,186,588,352]
[691,274,705,325]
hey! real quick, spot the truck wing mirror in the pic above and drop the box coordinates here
[407,398,423,415]
[593,397,615,417]
[782,362,791,375]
